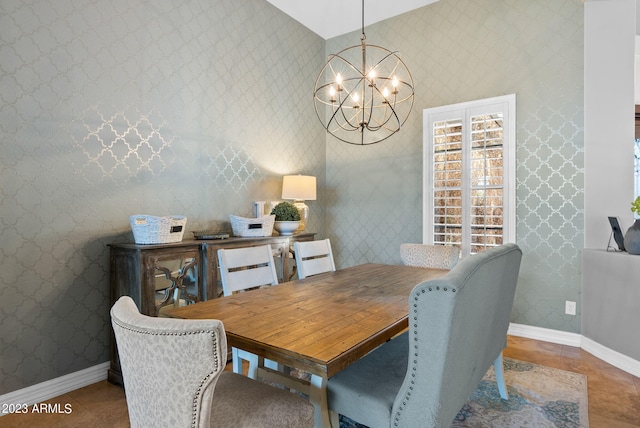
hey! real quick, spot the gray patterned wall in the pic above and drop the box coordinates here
[325,0,584,333]
[0,0,325,393]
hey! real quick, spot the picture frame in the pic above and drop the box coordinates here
[608,216,625,251]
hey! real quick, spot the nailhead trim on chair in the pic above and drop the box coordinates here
[113,319,219,428]
[391,285,457,427]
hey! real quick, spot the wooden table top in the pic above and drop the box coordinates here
[164,263,447,378]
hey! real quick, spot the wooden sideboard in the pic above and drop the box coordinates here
[108,232,315,385]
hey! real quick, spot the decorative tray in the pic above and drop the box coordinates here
[192,231,230,240]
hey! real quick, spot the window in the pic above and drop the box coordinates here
[423,95,516,257]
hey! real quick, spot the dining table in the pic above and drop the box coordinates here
[163,263,448,428]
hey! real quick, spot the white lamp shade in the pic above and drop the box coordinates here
[282,175,316,201]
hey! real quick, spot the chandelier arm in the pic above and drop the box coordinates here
[331,93,362,132]
[335,77,366,130]
[365,102,399,132]
[363,81,375,129]
[392,80,416,104]
[314,86,361,132]
[359,80,401,132]
[335,107,362,132]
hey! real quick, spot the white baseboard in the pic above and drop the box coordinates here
[0,362,109,415]
[581,336,640,378]
[508,322,582,346]
[508,322,640,377]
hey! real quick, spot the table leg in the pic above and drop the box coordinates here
[309,373,332,428]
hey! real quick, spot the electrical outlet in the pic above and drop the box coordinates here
[565,300,576,316]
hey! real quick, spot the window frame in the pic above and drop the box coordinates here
[423,94,516,257]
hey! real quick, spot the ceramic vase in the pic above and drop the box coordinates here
[274,221,300,236]
[623,219,640,255]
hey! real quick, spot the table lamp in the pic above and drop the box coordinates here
[281,175,316,232]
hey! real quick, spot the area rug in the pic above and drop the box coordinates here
[339,358,589,428]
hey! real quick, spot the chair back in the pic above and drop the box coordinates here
[217,245,279,296]
[294,239,336,279]
[111,296,226,428]
[393,243,522,427]
[400,243,460,270]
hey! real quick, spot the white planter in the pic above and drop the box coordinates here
[274,221,300,235]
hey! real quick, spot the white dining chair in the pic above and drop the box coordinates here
[294,239,336,279]
[217,245,280,378]
[111,296,314,428]
[400,243,461,270]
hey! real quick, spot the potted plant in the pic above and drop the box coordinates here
[271,201,301,235]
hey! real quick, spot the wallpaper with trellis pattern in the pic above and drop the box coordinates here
[0,0,325,393]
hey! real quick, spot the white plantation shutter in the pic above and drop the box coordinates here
[424,95,515,257]
[432,118,463,246]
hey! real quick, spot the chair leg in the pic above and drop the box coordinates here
[310,374,331,428]
[493,350,509,399]
[330,410,340,428]
[245,352,259,379]
[232,347,242,374]
[232,348,259,380]
[234,349,290,382]
[263,358,280,371]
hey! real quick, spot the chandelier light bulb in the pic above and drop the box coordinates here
[351,92,360,108]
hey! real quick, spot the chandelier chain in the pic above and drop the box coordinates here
[361,0,366,39]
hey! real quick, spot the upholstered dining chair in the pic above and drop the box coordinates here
[327,244,522,428]
[293,239,336,279]
[111,296,314,428]
[399,243,461,270]
[217,245,280,378]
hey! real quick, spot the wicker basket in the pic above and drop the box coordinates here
[130,215,187,244]
[230,214,275,237]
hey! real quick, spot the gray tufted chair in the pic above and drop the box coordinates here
[111,296,314,428]
[400,243,461,270]
[327,243,522,427]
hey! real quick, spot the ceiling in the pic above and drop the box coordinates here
[266,0,439,40]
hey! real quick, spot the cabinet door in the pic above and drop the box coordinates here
[142,249,202,316]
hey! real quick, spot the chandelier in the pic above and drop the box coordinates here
[313,0,415,146]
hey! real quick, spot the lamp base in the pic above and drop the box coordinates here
[292,200,308,232]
